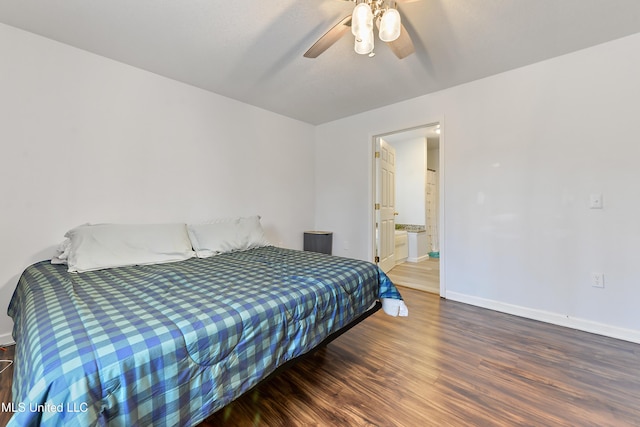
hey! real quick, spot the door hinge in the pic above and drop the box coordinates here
[375,256,380,263]
[375,151,380,158]
[375,203,380,210]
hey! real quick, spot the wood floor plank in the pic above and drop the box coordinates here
[202,287,640,426]
[0,345,14,426]
[387,258,440,294]
[2,285,640,426]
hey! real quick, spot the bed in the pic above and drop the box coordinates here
[7,225,406,426]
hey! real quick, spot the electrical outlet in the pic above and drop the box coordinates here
[591,273,605,288]
[589,194,603,209]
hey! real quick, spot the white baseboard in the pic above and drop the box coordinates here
[407,254,429,263]
[446,291,640,344]
[0,332,15,346]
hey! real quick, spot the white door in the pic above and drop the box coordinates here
[377,139,397,273]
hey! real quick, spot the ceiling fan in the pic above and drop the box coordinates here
[304,0,419,59]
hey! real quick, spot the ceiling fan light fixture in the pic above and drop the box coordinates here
[379,8,401,42]
[303,0,415,60]
[355,29,375,55]
[351,2,373,37]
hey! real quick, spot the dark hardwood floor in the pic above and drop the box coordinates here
[200,287,640,426]
[0,345,14,426]
[2,287,640,426]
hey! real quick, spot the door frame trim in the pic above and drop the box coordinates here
[370,118,446,298]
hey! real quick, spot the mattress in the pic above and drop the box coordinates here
[7,246,404,426]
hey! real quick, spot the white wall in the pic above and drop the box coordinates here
[0,24,316,341]
[427,144,439,171]
[315,33,640,342]
[427,145,440,251]
[394,137,426,226]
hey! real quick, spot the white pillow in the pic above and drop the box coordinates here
[236,215,271,248]
[187,215,270,258]
[65,223,195,273]
[51,238,71,265]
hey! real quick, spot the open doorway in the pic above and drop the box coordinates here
[373,122,444,296]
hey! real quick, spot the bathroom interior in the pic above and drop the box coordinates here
[384,124,440,294]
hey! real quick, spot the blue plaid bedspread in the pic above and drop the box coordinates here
[7,246,403,426]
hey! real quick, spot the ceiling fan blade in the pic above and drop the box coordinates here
[304,15,352,58]
[386,23,414,59]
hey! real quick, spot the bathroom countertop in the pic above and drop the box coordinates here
[395,224,426,232]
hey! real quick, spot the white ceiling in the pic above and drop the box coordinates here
[2,0,640,125]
